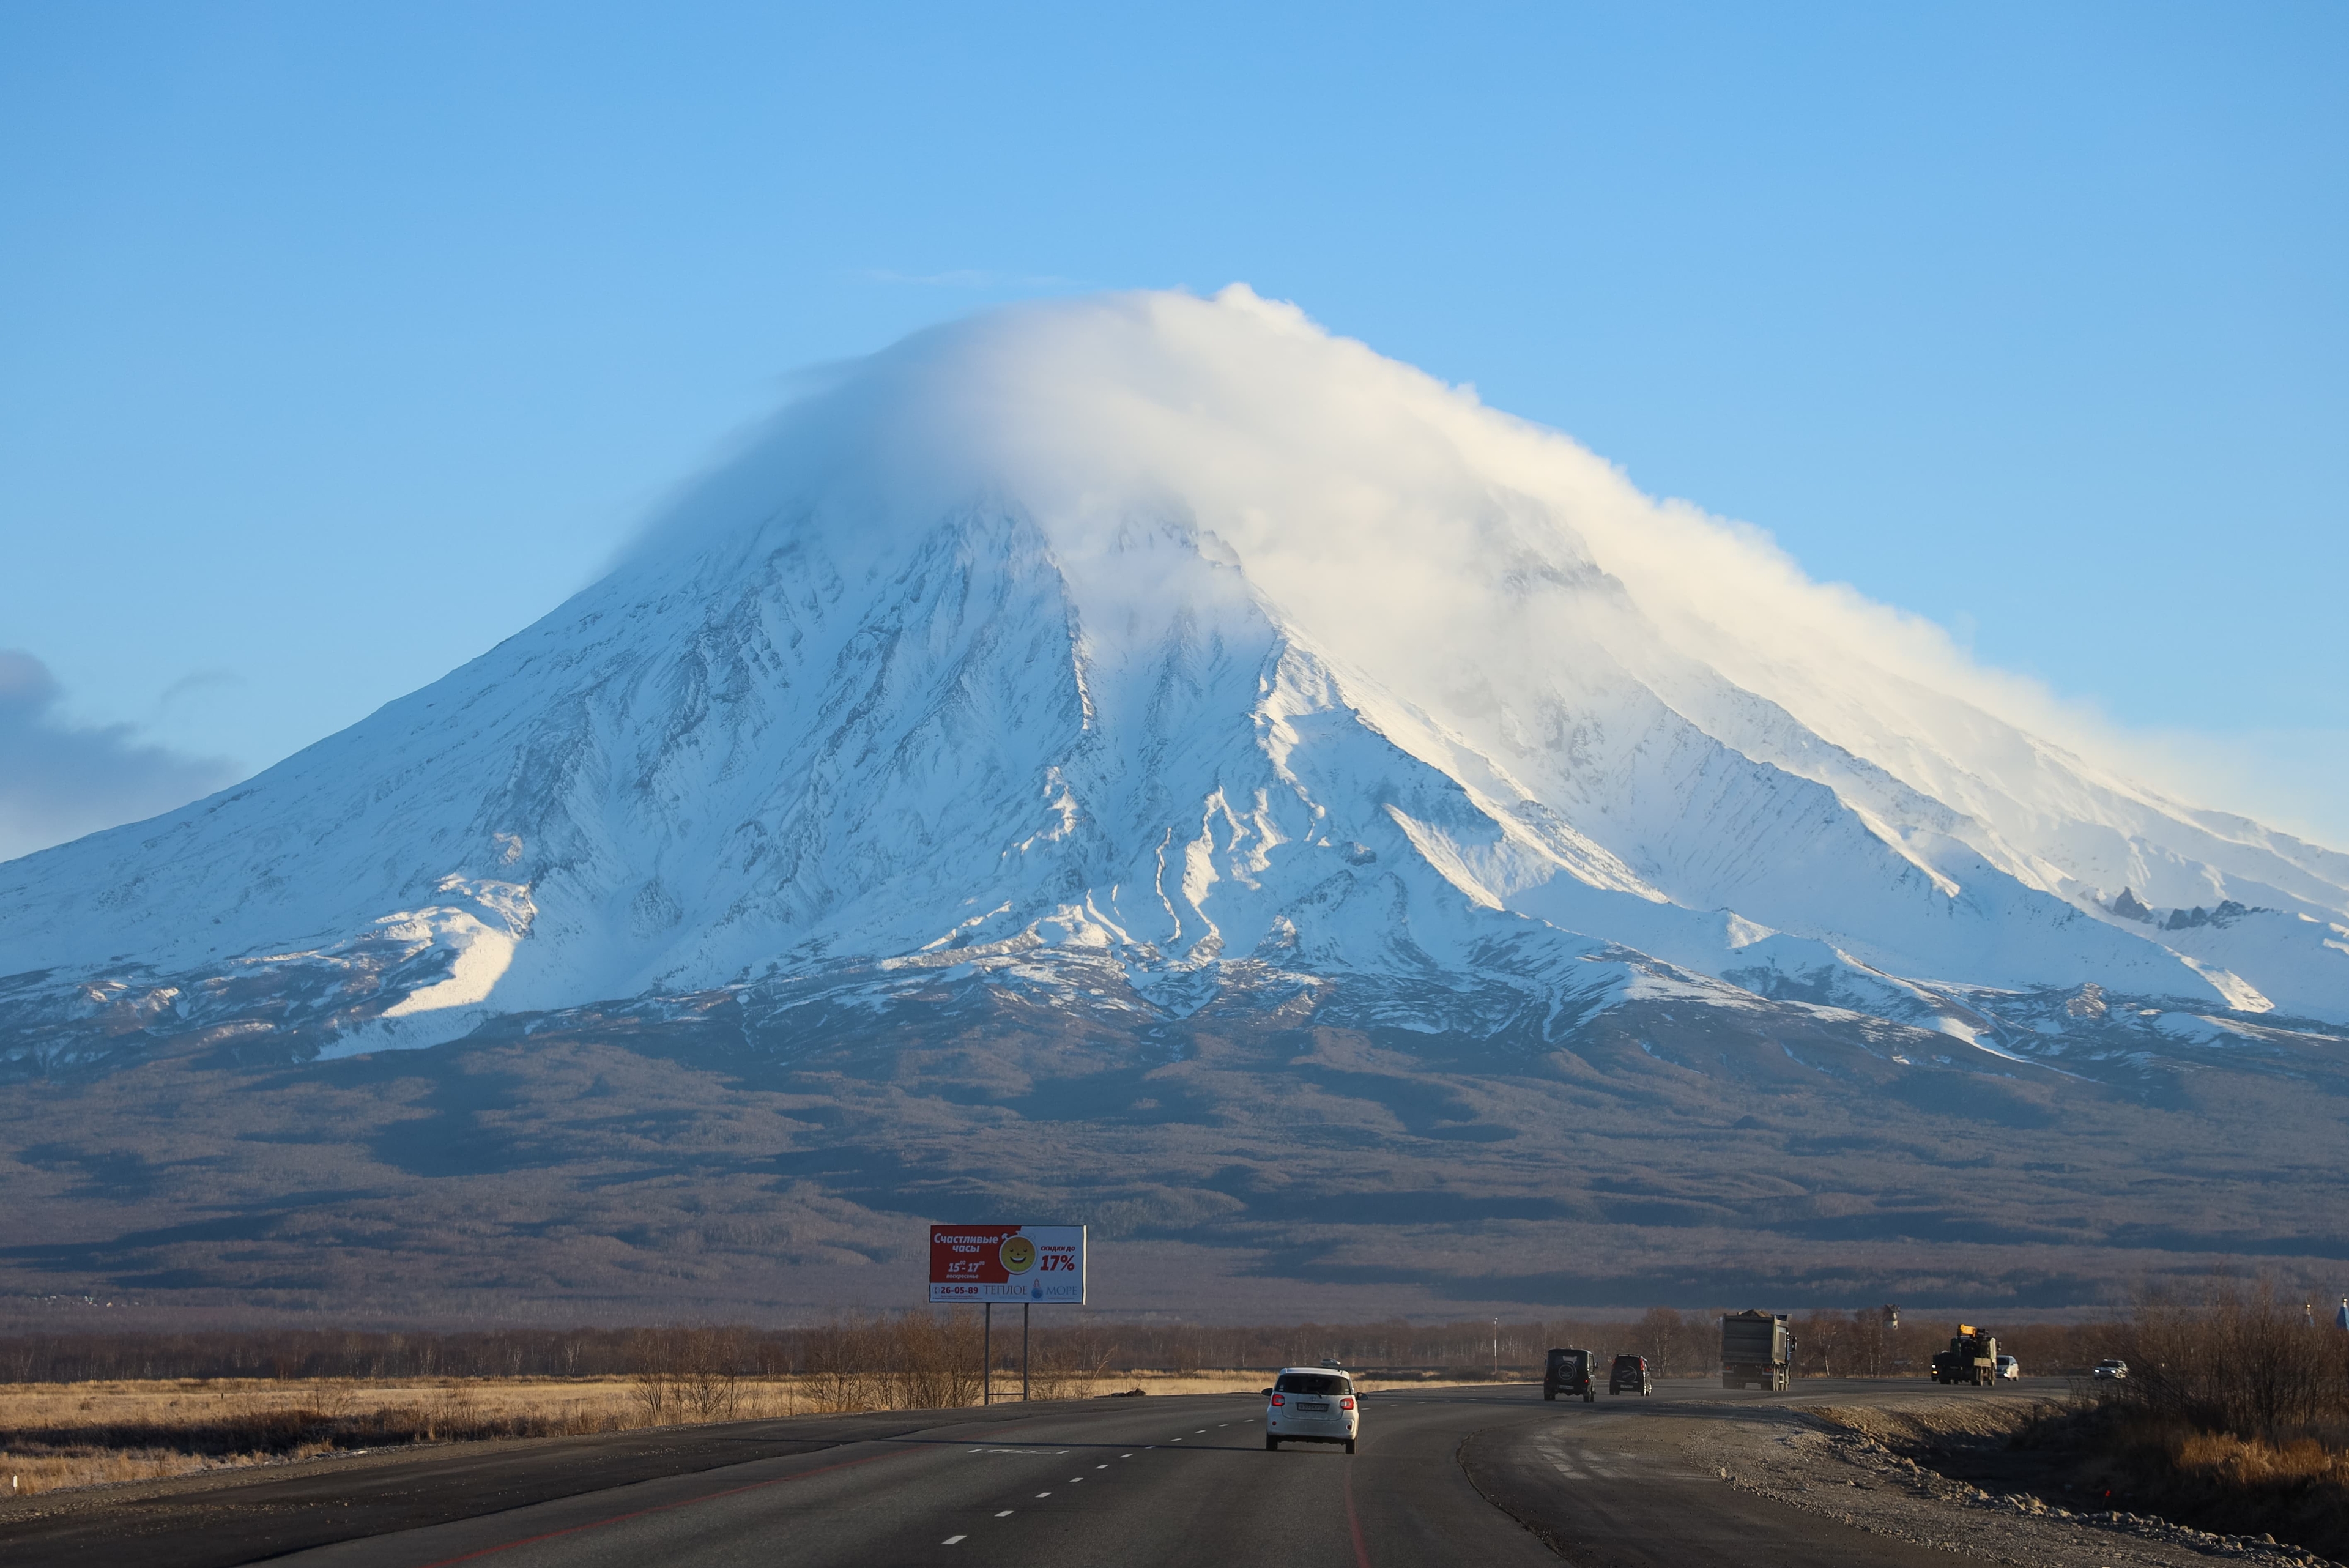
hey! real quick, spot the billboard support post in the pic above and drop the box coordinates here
[983,1303,992,1406]
[1023,1303,1031,1402]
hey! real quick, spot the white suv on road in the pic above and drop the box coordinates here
[1264,1367,1359,1453]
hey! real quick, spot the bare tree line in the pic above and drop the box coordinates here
[0,1310,2129,1391]
[0,1313,1737,1387]
[2110,1278,2349,1442]
[6,1291,2340,1425]
[1791,1310,2132,1378]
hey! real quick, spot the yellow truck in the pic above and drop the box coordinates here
[1931,1325,2000,1386]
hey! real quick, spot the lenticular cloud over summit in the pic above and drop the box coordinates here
[4,286,2347,1077]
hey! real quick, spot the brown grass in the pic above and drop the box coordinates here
[0,1376,773,1497]
[2057,1408,2349,1560]
[2173,1429,2349,1490]
[0,1367,1481,1498]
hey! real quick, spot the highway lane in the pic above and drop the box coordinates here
[269,1381,1981,1568]
[280,1389,1557,1568]
[0,1380,2000,1566]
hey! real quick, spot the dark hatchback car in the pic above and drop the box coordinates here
[1543,1347,1595,1402]
[1609,1354,1653,1395]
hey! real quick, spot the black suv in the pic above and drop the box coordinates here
[1609,1354,1652,1395]
[1543,1347,1595,1403]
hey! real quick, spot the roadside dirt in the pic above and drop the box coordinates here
[1681,1392,2337,1566]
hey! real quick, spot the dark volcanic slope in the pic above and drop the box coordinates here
[3,977,2345,1323]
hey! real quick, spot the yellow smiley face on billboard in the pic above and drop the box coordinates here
[1000,1235,1037,1273]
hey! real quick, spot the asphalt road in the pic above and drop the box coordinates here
[0,1380,2003,1567]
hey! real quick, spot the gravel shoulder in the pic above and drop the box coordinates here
[1680,1388,2337,1567]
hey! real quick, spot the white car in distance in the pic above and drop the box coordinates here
[1995,1354,2020,1380]
[1263,1367,1359,1453]
[2093,1359,2129,1380]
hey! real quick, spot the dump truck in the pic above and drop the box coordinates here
[1720,1310,1792,1391]
[1931,1325,2000,1386]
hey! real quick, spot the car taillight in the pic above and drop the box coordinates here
[1269,1394,1285,1406]
[1341,1397,1355,1410]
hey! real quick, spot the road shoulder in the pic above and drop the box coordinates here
[1687,1393,2330,1567]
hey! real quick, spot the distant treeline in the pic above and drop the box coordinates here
[1789,1310,2129,1379]
[0,1308,2140,1386]
[0,1319,1609,1384]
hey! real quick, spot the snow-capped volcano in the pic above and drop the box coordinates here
[6,287,2347,1071]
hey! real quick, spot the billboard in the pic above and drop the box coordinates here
[929,1224,1086,1304]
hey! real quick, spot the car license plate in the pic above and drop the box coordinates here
[1298,1400,1330,1412]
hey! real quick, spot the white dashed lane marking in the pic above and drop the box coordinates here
[943,1536,966,1545]
[995,1510,1013,1518]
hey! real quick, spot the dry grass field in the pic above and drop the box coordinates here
[0,1369,1472,1496]
[1,1375,675,1496]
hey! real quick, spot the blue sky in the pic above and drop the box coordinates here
[2,1,2343,857]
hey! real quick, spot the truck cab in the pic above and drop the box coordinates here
[1931,1326,2000,1386]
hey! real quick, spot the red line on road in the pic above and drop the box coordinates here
[412,1446,924,1567]
[1345,1457,1370,1568]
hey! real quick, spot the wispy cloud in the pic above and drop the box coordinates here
[634,283,2349,877]
[2118,726,2349,852]
[0,650,240,863]
[156,667,243,710]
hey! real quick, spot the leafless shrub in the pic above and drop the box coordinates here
[624,1328,749,1424]
[2112,1276,2349,1443]
[800,1312,982,1413]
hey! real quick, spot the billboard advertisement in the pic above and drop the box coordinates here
[929,1224,1086,1304]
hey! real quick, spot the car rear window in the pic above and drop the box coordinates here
[1274,1374,1350,1396]
[1612,1356,1641,1370]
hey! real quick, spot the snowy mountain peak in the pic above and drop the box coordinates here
[5,288,2345,1077]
